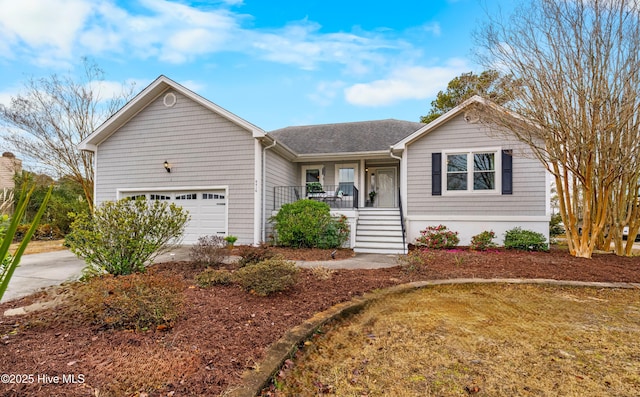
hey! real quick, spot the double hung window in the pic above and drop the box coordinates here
[445,150,498,193]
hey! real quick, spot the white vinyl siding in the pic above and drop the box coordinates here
[95,89,256,245]
[265,149,297,211]
[264,149,297,240]
[406,114,546,216]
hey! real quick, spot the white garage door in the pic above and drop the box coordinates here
[123,190,227,244]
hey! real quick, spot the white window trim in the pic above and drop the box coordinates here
[301,164,324,186]
[443,147,502,195]
[334,163,359,191]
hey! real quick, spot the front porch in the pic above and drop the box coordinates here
[276,159,401,210]
[272,183,406,254]
[273,184,360,210]
[269,159,406,254]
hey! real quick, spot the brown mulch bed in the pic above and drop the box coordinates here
[1,246,640,396]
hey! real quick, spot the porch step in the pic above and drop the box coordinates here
[354,245,406,255]
[354,208,406,254]
[358,219,402,226]
[357,228,403,236]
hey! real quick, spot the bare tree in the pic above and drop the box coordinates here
[0,59,134,211]
[475,0,640,258]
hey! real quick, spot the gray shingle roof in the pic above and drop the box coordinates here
[267,119,425,155]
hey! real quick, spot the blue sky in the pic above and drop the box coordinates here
[0,0,511,132]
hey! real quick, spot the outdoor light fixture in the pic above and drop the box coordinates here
[164,161,171,173]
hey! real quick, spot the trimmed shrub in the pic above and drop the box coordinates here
[237,244,275,267]
[68,272,184,331]
[504,227,548,251]
[234,256,299,296]
[195,269,234,287]
[470,230,497,251]
[65,198,190,276]
[414,224,460,250]
[190,235,226,266]
[270,200,350,249]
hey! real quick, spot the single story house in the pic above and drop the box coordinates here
[79,75,550,254]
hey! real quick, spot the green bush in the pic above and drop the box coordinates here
[68,272,184,330]
[190,235,226,266]
[549,213,565,237]
[237,244,275,267]
[65,198,190,276]
[270,200,350,249]
[317,215,350,249]
[234,257,299,296]
[504,227,549,251]
[195,268,234,287]
[414,224,459,249]
[470,230,497,251]
[13,172,90,236]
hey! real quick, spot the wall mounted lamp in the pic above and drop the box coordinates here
[163,161,171,173]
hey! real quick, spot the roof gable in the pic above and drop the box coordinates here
[268,119,425,155]
[79,75,265,151]
[393,95,510,150]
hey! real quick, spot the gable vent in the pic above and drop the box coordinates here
[163,92,177,107]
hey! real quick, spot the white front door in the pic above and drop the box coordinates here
[375,167,397,207]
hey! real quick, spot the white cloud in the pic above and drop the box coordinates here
[344,60,470,106]
[247,20,398,72]
[0,0,92,58]
[307,80,347,106]
[0,0,243,64]
[0,90,15,107]
[0,0,405,74]
[87,78,146,103]
[0,0,455,88]
[422,22,442,37]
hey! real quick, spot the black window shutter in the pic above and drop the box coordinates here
[502,149,513,195]
[432,152,442,196]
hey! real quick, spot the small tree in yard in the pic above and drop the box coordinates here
[66,198,189,276]
[0,59,134,210]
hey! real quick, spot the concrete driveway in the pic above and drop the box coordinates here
[1,247,193,303]
[1,250,86,303]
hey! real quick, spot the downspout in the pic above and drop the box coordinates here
[390,146,407,254]
[388,146,402,204]
[262,139,277,242]
[389,146,402,161]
